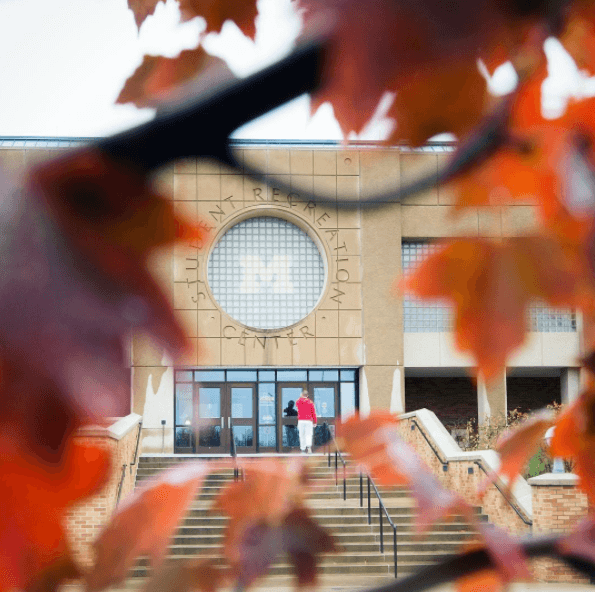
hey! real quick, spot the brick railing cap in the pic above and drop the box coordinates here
[78,414,142,440]
[528,473,579,486]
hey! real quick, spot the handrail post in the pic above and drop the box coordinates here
[367,476,371,524]
[393,527,397,577]
[343,463,347,501]
[379,504,384,553]
[335,450,338,486]
[130,420,143,474]
[359,473,363,507]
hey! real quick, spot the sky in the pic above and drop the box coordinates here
[0,0,594,141]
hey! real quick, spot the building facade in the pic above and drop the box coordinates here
[0,141,582,455]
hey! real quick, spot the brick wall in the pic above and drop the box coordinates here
[65,416,142,567]
[529,474,589,583]
[397,415,531,535]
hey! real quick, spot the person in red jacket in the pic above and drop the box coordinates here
[296,389,317,453]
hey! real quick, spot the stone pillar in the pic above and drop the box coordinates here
[529,473,589,583]
[477,370,507,424]
[561,367,580,405]
[359,150,404,412]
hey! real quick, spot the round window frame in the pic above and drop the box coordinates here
[205,208,331,333]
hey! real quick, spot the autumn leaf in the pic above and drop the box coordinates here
[88,461,217,591]
[19,151,207,436]
[557,518,595,567]
[0,439,110,592]
[480,410,554,494]
[456,569,503,592]
[178,0,259,39]
[301,0,544,139]
[142,560,227,592]
[402,236,580,380]
[214,459,333,586]
[128,0,163,29]
[551,391,595,504]
[117,47,234,108]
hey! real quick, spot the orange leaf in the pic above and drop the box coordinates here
[117,47,234,108]
[0,439,110,592]
[179,0,258,39]
[127,0,162,29]
[456,569,503,592]
[387,56,488,147]
[88,461,216,591]
[143,560,228,592]
[483,410,554,493]
[403,237,580,380]
[551,391,595,504]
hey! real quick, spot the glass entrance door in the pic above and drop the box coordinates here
[280,385,302,451]
[195,384,257,453]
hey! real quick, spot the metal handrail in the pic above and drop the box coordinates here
[116,463,128,506]
[409,419,532,526]
[328,436,398,578]
[230,424,241,481]
[129,420,143,474]
[326,434,347,501]
[366,474,398,578]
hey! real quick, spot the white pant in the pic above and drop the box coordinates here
[298,420,314,450]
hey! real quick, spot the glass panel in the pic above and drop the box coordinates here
[231,387,253,418]
[258,383,276,424]
[259,426,276,448]
[259,370,275,381]
[227,370,257,382]
[282,387,303,414]
[198,425,221,447]
[309,370,323,381]
[340,383,356,420]
[176,371,193,382]
[314,423,335,446]
[195,370,225,382]
[314,387,335,417]
[175,427,192,448]
[175,384,193,426]
[277,370,308,382]
[198,388,221,418]
[282,424,300,448]
[340,370,356,381]
[233,426,253,447]
[309,370,338,381]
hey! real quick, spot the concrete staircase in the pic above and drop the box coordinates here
[131,455,486,581]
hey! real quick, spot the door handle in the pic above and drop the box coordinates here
[228,417,231,428]
[221,417,224,429]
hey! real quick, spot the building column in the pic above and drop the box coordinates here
[477,370,507,424]
[561,367,580,405]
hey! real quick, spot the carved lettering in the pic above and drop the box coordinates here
[272,188,282,202]
[316,212,331,227]
[335,241,348,253]
[209,204,225,222]
[287,193,299,208]
[303,200,316,218]
[325,229,338,240]
[336,258,350,282]
[185,257,198,270]
[254,335,266,349]
[238,330,249,346]
[253,187,265,201]
[286,329,298,345]
[330,286,345,304]
[300,326,314,339]
[223,194,236,209]
[223,325,237,339]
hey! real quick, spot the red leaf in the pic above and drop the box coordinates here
[88,461,215,591]
[178,0,259,39]
[117,47,234,108]
[19,150,208,428]
[551,391,595,504]
[128,0,162,29]
[481,410,554,494]
[557,518,595,566]
[0,439,110,592]
[402,237,580,380]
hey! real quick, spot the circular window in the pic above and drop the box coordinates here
[207,216,325,330]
